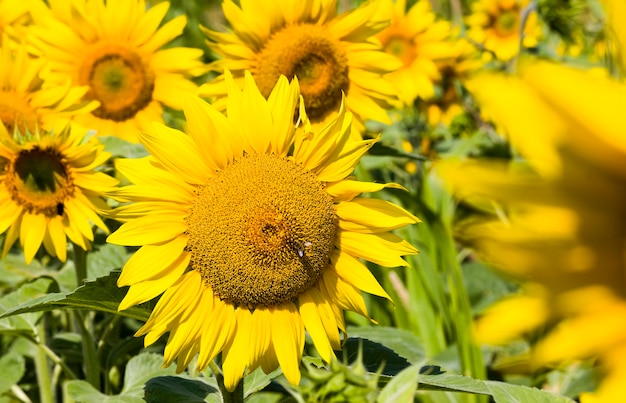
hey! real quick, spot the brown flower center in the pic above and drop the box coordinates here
[254,23,350,122]
[79,43,154,122]
[4,145,73,217]
[186,153,337,308]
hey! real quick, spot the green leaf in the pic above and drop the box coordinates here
[0,277,56,335]
[121,353,178,395]
[377,365,575,403]
[341,337,411,376]
[462,261,517,314]
[483,381,573,403]
[67,353,195,402]
[87,243,132,280]
[377,364,421,403]
[347,326,426,364]
[66,381,143,403]
[144,376,220,403]
[0,353,25,394]
[100,136,148,159]
[244,367,282,398]
[0,271,152,322]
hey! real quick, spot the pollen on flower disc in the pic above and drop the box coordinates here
[254,24,350,121]
[79,43,154,122]
[186,153,337,308]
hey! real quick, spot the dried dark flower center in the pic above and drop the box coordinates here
[4,146,73,217]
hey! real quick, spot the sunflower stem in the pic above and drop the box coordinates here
[209,360,244,403]
[72,243,101,390]
[33,321,54,403]
[73,243,87,287]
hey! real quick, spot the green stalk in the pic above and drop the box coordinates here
[34,321,54,403]
[209,360,244,403]
[72,243,100,390]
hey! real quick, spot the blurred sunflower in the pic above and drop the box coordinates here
[30,0,204,143]
[0,124,118,264]
[0,0,36,43]
[200,0,401,134]
[375,0,454,105]
[107,72,419,390]
[437,58,626,401]
[466,0,541,61]
[0,38,97,138]
[424,37,482,127]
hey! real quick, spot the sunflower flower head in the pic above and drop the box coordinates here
[30,0,205,143]
[0,0,38,44]
[199,0,402,135]
[424,36,483,127]
[466,0,541,61]
[375,0,455,105]
[438,57,626,402]
[0,37,98,135]
[0,122,118,264]
[107,70,419,390]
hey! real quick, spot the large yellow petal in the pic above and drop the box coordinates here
[118,237,188,286]
[47,216,67,262]
[247,307,273,372]
[137,271,202,339]
[338,230,417,267]
[107,214,187,246]
[183,95,240,171]
[267,75,299,156]
[118,253,189,310]
[336,198,420,233]
[316,135,379,183]
[222,308,253,391]
[299,288,336,362]
[271,302,304,386]
[140,123,211,186]
[0,197,22,234]
[326,180,406,202]
[21,213,47,264]
[331,251,391,301]
[197,296,237,371]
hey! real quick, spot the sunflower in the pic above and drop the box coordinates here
[199,0,401,135]
[0,0,36,44]
[466,0,541,61]
[0,123,118,264]
[0,38,97,137]
[418,37,482,127]
[437,58,626,401]
[29,0,205,143]
[107,71,419,390]
[375,0,455,105]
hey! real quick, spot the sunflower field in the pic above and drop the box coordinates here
[0,0,623,402]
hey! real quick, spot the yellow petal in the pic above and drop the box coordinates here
[336,198,420,233]
[118,237,188,286]
[107,214,187,246]
[21,213,47,264]
[271,302,304,386]
[331,251,391,301]
[299,288,336,362]
[338,230,417,267]
[222,308,252,391]
[118,253,189,310]
[326,180,406,202]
